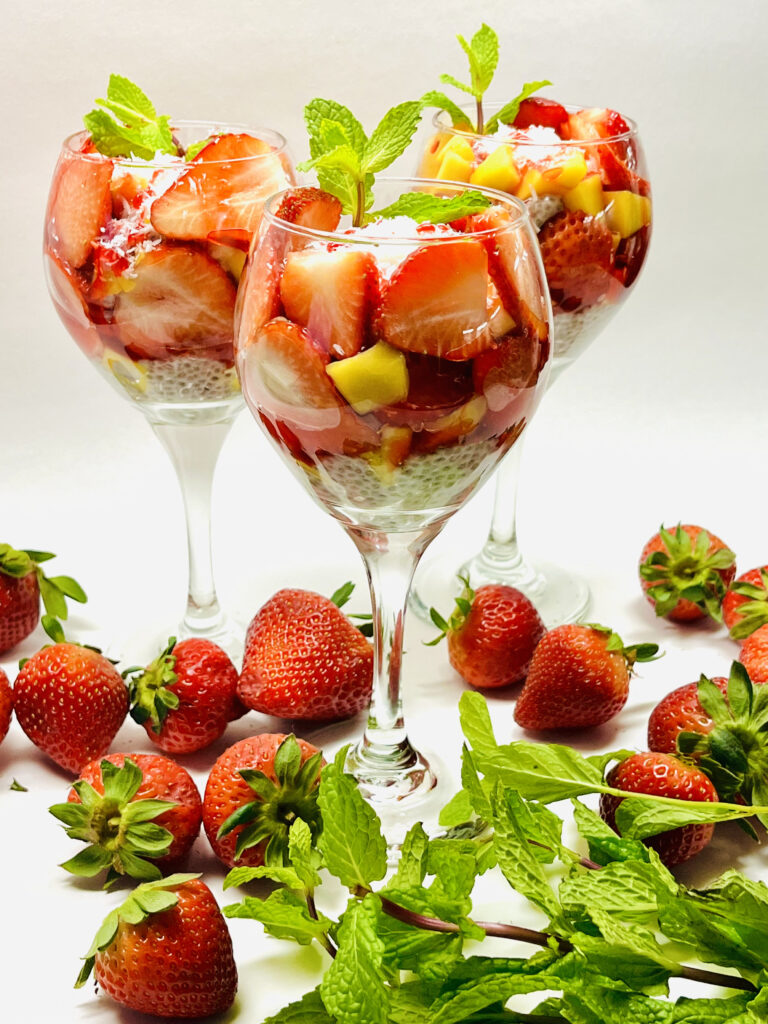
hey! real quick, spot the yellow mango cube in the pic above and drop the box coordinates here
[470,145,521,194]
[544,150,589,191]
[604,191,652,238]
[419,132,452,177]
[436,150,474,182]
[327,342,409,414]
[515,167,557,200]
[441,136,475,162]
[563,174,605,216]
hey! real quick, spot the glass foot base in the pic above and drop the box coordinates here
[410,553,591,629]
[119,612,244,670]
[176,612,245,665]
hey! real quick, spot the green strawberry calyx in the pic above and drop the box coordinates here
[426,574,475,646]
[124,637,180,734]
[677,661,768,820]
[728,568,768,640]
[0,542,87,644]
[217,735,323,865]
[584,622,661,671]
[75,873,200,988]
[49,757,177,888]
[639,524,736,621]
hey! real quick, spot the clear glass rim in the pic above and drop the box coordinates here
[62,121,289,164]
[262,176,531,246]
[432,100,638,145]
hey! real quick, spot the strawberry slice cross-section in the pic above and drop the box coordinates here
[113,244,237,362]
[47,152,114,269]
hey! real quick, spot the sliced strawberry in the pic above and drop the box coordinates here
[512,97,569,133]
[280,248,378,359]
[234,225,288,353]
[469,206,550,342]
[378,239,494,361]
[564,107,630,141]
[46,252,104,359]
[474,334,542,410]
[207,229,251,252]
[414,395,488,452]
[538,210,615,313]
[563,108,646,192]
[375,353,474,430]
[113,245,237,362]
[240,317,377,455]
[47,153,113,268]
[150,133,287,242]
[274,187,342,231]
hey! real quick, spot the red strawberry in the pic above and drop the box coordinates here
[113,244,237,362]
[564,107,631,141]
[723,566,768,640]
[239,317,378,455]
[740,625,768,684]
[648,676,729,755]
[150,132,287,241]
[76,874,237,1017]
[238,585,373,719]
[0,668,12,745]
[537,210,615,313]
[47,151,113,268]
[0,543,87,653]
[562,108,647,192]
[429,578,545,689]
[126,637,242,754]
[376,353,474,430]
[599,752,718,866]
[274,186,342,231]
[13,643,128,773]
[207,227,251,252]
[280,248,378,359]
[378,239,494,360]
[514,624,659,730]
[203,733,322,867]
[639,523,736,622]
[473,333,545,414]
[468,205,550,342]
[512,97,569,132]
[45,253,104,359]
[50,753,202,885]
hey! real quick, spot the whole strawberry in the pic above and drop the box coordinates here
[0,667,12,744]
[647,676,729,755]
[50,753,202,886]
[0,543,86,653]
[600,752,718,865]
[76,874,237,1018]
[13,643,127,773]
[740,625,768,685]
[638,523,736,622]
[126,637,242,754]
[238,584,373,720]
[203,733,322,868]
[723,565,768,640]
[428,577,545,688]
[514,623,659,730]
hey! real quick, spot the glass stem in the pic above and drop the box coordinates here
[150,419,234,635]
[473,438,527,575]
[346,524,440,789]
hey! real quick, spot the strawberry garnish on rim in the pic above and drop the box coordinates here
[150,132,287,241]
[378,238,495,361]
[280,248,379,359]
[273,186,342,231]
[113,244,237,362]
[512,96,569,132]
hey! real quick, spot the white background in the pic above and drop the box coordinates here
[2,1,768,1020]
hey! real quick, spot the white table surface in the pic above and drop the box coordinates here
[2,0,768,1019]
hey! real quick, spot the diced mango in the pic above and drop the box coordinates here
[441,136,475,161]
[604,191,652,238]
[516,167,558,200]
[562,174,605,216]
[541,150,589,191]
[436,150,474,183]
[470,145,521,193]
[326,342,409,414]
[419,132,452,177]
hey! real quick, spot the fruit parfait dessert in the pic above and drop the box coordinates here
[44,75,294,413]
[419,25,651,374]
[236,101,552,532]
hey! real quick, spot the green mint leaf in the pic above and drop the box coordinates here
[372,190,491,224]
[614,792,766,839]
[391,822,429,888]
[559,859,674,924]
[10,778,27,792]
[305,98,367,159]
[361,100,424,175]
[317,748,387,889]
[438,789,475,828]
[571,799,653,866]
[470,23,499,94]
[320,895,388,1024]
[297,143,361,180]
[569,931,675,994]
[375,887,464,978]
[484,80,553,134]
[455,33,481,97]
[263,990,333,1024]
[184,136,212,161]
[223,865,303,890]
[439,73,477,98]
[288,818,321,890]
[84,74,176,159]
[223,889,332,945]
[420,90,473,129]
[427,838,479,904]
[430,956,564,1024]
[458,691,501,763]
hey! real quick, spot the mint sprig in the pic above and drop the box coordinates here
[0,543,87,644]
[424,23,552,135]
[84,74,177,160]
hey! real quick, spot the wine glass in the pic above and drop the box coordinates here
[411,102,651,626]
[235,178,552,834]
[44,123,295,658]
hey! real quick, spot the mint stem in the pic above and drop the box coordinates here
[377,897,756,993]
[475,97,484,135]
[353,179,366,228]
[306,890,337,959]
